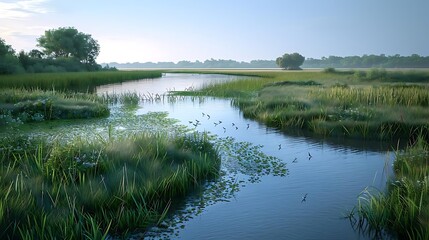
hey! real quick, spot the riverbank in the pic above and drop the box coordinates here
[173,69,429,141]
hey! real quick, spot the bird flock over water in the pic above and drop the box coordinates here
[188,111,314,203]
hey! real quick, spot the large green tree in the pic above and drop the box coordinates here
[276,52,305,70]
[37,27,100,64]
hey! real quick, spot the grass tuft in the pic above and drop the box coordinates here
[353,137,429,239]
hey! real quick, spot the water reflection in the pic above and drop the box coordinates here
[96,73,244,95]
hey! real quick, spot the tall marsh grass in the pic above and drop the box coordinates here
[0,71,162,92]
[0,131,220,238]
[353,137,429,239]
[310,85,429,107]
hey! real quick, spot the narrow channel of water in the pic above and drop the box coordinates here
[97,73,394,240]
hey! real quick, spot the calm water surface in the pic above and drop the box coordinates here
[97,73,394,240]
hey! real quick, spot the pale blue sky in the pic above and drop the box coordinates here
[1,0,428,63]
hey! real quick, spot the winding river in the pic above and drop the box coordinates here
[97,73,394,240]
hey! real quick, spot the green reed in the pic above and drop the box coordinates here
[0,131,220,239]
[0,71,162,92]
[353,137,429,239]
[309,85,429,107]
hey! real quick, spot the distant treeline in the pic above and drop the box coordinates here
[103,59,277,69]
[303,54,429,68]
[104,54,429,69]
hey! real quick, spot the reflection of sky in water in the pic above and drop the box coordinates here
[96,73,244,95]
[97,74,394,240]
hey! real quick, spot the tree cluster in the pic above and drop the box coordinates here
[303,54,429,68]
[0,27,111,75]
[276,53,305,70]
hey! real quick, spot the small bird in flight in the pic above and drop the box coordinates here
[301,193,308,203]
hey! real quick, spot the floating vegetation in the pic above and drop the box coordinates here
[216,136,288,182]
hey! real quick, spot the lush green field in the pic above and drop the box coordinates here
[0,71,162,92]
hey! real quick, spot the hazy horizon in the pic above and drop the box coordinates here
[1,0,428,63]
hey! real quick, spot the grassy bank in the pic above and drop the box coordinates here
[0,88,109,125]
[175,69,429,141]
[354,138,429,239]
[0,131,220,238]
[0,70,162,92]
